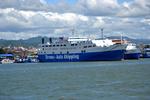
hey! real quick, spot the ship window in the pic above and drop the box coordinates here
[67,51,69,54]
[93,44,96,47]
[84,46,87,48]
[71,44,74,46]
[57,45,59,47]
[146,50,150,52]
[88,45,92,48]
[81,50,86,53]
[75,44,77,46]
[60,44,63,46]
[46,45,48,47]
[53,45,55,47]
[42,48,44,50]
[64,44,66,46]
[42,46,44,47]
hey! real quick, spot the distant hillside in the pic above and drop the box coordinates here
[0,36,150,47]
[107,36,150,44]
[0,36,45,47]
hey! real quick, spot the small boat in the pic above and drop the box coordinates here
[27,55,39,63]
[0,54,15,64]
[0,59,14,64]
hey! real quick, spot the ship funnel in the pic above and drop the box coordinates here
[42,38,44,44]
[49,38,52,43]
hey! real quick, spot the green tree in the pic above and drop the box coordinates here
[0,48,6,54]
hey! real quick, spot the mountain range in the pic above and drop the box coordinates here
[0,36,149,47]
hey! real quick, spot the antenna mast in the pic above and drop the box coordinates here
[101,28,104,39]
[71,28,75,37]
[121,33,123,44]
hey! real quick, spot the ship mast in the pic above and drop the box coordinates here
[101,28,104,40]
[71,28,75,37]
[121,33,123,44]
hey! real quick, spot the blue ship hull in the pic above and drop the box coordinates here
[124,53,141,59]
[38,50,125,62]
[142,54,150,58]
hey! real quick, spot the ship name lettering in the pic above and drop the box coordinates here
[45,55,55,59]
[56,55,64,59]
[64,55,79,59]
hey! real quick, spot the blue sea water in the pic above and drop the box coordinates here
[0,59,150,100]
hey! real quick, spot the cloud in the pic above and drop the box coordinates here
[0,0,149,40]
[76,0,119,16]
[0,0,150,17]
[0,0,49,11]
[0,0,120,16]
[118,0,150,17]
[0,8,91,39]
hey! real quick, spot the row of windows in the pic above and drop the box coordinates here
[42,45,96,51]
[78,41,92,43]
[40,50,86,54]
[42,44,77,47]
[42,44,66,47]
[42,42,94,48]
[42,44,95,48]
[71,44,78,46]
[84,45,96,48]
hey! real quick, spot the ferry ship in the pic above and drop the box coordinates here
[142,45,150,58]
[112,39,141,59]
[124,43,141,59]
[37,37,127,62]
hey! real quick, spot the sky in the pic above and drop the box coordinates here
[0,0,149,40]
